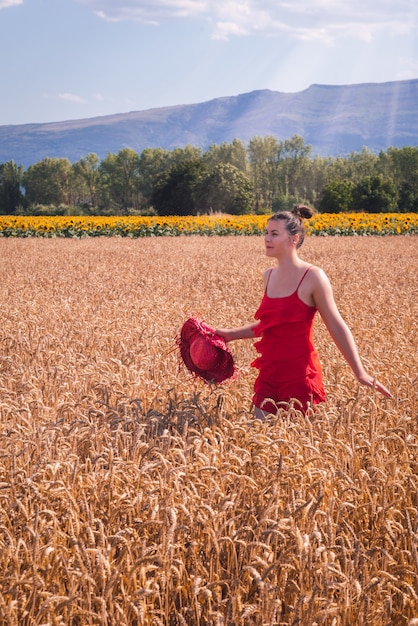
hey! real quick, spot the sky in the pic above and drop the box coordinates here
[1,0,418,126]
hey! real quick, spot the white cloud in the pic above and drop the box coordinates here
[0,0,22,8]
[78,0,207,24]
[75,0,418,42]
[58,93,86,104]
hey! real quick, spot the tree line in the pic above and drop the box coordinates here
[1,135,418,215]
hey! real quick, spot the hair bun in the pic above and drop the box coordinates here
[292,204,315,220]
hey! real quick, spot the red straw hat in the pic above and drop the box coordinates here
[178,317,235,384]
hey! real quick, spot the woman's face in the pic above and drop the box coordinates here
[264,219,293,256]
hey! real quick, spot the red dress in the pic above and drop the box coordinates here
[252,267,326,413]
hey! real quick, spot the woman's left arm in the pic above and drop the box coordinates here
[311,268,393,398]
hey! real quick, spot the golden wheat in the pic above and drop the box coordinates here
[0,235,417,625]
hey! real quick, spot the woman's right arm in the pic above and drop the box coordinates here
[215,323,258,343]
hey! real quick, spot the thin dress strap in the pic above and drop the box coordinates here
[265,268,274,292]
[295,265,312,291]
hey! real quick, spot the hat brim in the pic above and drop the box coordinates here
[178,317,235,384]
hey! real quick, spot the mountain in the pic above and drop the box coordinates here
[1,79,418,168]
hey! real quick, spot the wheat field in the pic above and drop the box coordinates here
[0,235,417,626]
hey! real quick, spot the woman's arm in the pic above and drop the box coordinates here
[311,268,393,398]
[215,322,258,343]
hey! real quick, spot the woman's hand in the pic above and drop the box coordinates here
[357,373,393,398]
[214,328,234,343]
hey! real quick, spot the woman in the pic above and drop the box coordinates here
[215,205,392,417]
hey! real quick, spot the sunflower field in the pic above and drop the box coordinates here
[0,212,417,237]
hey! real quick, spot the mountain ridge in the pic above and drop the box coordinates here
[1,79,418,168]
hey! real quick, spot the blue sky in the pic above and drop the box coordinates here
[1,0,417,126]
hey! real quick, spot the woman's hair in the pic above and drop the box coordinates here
[269,204,315,248]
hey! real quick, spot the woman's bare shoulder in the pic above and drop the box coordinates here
[304,265,334,300]
[308,265,331,284]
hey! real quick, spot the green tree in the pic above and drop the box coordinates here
[138,147,172,209]
[69,153,100,209]
[351,175,397,213]
[99,148,141,214]
[150,160,206,216]
[319,179,355,213]
[383,146,418,182]
[170,145,203,167]
[272,195,304,213]
[248,135,279,212]
[203,139,249,174]
[276,135,312,199]
[298,155,333,207]
[379,146,418,212]
[196,163,254,214]
[23,157,71,207]
[0,161,25,214]
[397,175,418,212]
[344,147,379,181]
